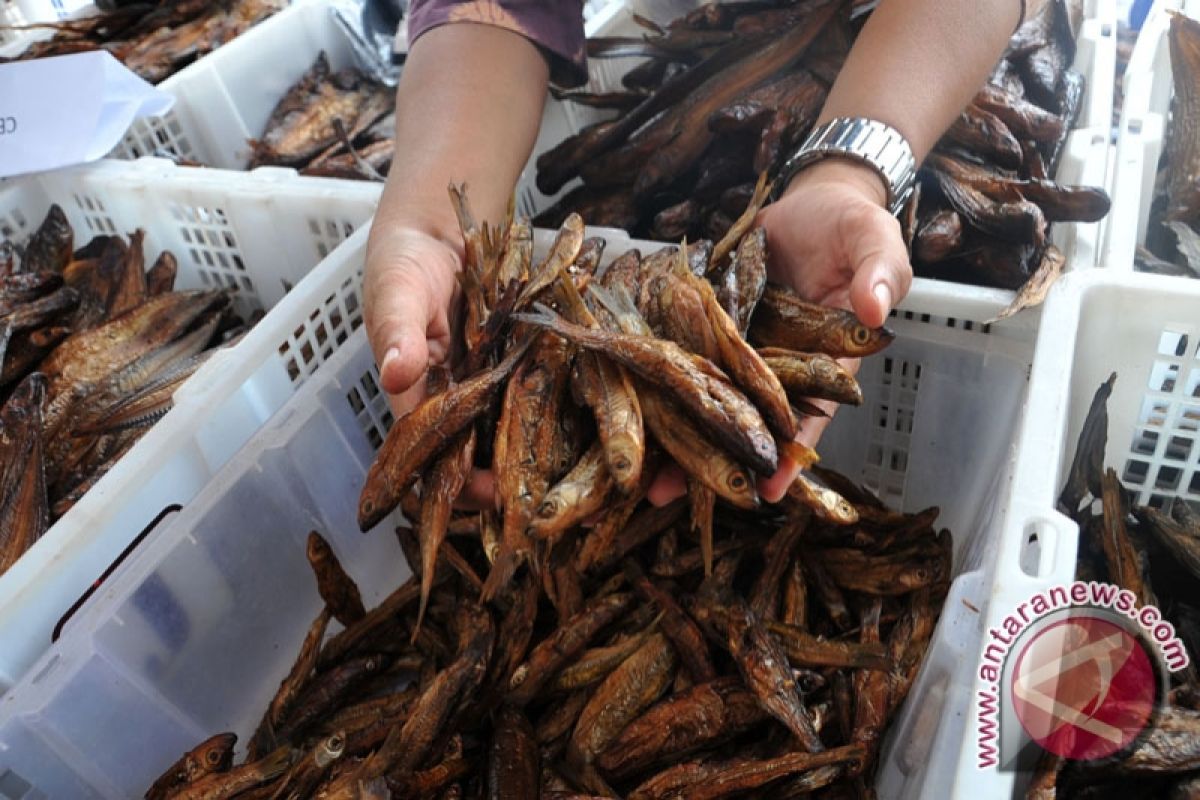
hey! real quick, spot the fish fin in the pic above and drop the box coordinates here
[779,439,820,470]
[587,283,646,335]
[257,746,293,780]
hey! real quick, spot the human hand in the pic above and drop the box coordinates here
[364,220,494,507]
[647,158,911,507]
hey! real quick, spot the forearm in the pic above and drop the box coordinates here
[820,0,1043,163]
[371,23,549,255]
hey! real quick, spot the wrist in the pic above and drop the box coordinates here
[780,157,890,208]
[367,205,465,267]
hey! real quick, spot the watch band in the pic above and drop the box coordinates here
[772,117,918,217]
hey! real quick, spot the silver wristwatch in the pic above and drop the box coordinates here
[773,117,918,217]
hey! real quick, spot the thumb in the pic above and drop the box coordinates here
[846,206,912,328]
[366,262,434,397]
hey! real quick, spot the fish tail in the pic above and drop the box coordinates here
[510,303,562,332]
[481,546,521,603]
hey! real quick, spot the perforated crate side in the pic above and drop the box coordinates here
[1117,323,1200,509]
[110,113,198,163]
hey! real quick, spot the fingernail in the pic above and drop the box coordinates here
[381,346,400,371]
[873,282,892,314]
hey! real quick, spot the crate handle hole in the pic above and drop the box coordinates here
[1018,519,1061,579]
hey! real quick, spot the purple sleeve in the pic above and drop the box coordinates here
[408,0,588,87]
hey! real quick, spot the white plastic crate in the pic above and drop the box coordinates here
[1104,0,1200,270]
[0,158,381,694]
[0,222,1066,798]
[928,266,1200,798]
[103,0,356,166]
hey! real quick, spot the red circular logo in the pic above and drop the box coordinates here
[1010,616,1157,761]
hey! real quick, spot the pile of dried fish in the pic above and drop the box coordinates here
[0,205,237,576]
[248,52,395,180]
[1138,12,1200,279]
[0,0,282,84]
[535,0,1110,298]
[1032,374,1200,798]
[149,188,954,797]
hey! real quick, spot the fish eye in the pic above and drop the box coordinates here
[729,473,747,491]
[614,456,631,473]
[853,327,871,345]
[207,751,220,764]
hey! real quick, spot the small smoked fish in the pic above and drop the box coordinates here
[671,245,796,442]
[274,654,387,744]
[941,104,1023,170]
[596,677,768,779]
[729,228,768,337]
[759,348,863,406]
[318,576,424,670]
[577,493,684,576]
[1136,506,1200,581]
[21,205,73,274]
[250,53,392,168]
[1058,373,1115,515]
[1100,468,1152,607]
[352,603,493,784]
[638,382,759,509]
[1168,12,1200,223]
[696,590,823,751]
[268,731,345,800]
[749,284,894,358]
[246,607,331,760]
[487,706,540,800]
[0,374,49,576]
[357,338,529,532]
[818,544,946,596]
[508,592,636,707]
[167,746,290,800]
[516,302,777,474]
[531,442,615,543]
[146,251,178,296]
[787,471,860,525]
[485,334,571,600]
[748,513,806,620]
[679,745,865,800]
[710,173,772,270]
[306,531,366,628]
[516,214,585,311]
[972,84,1065,143]
[567,631,678,767]
[552,621,659,693]
[416,423,476,633]
[915,209,966,264]
[850,599,889,772]
[687,478,716,577]
[0,286,79,333]
[626,560,716,684]
[145,733,237,800]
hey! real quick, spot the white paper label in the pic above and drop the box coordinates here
[0,50,174,178]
